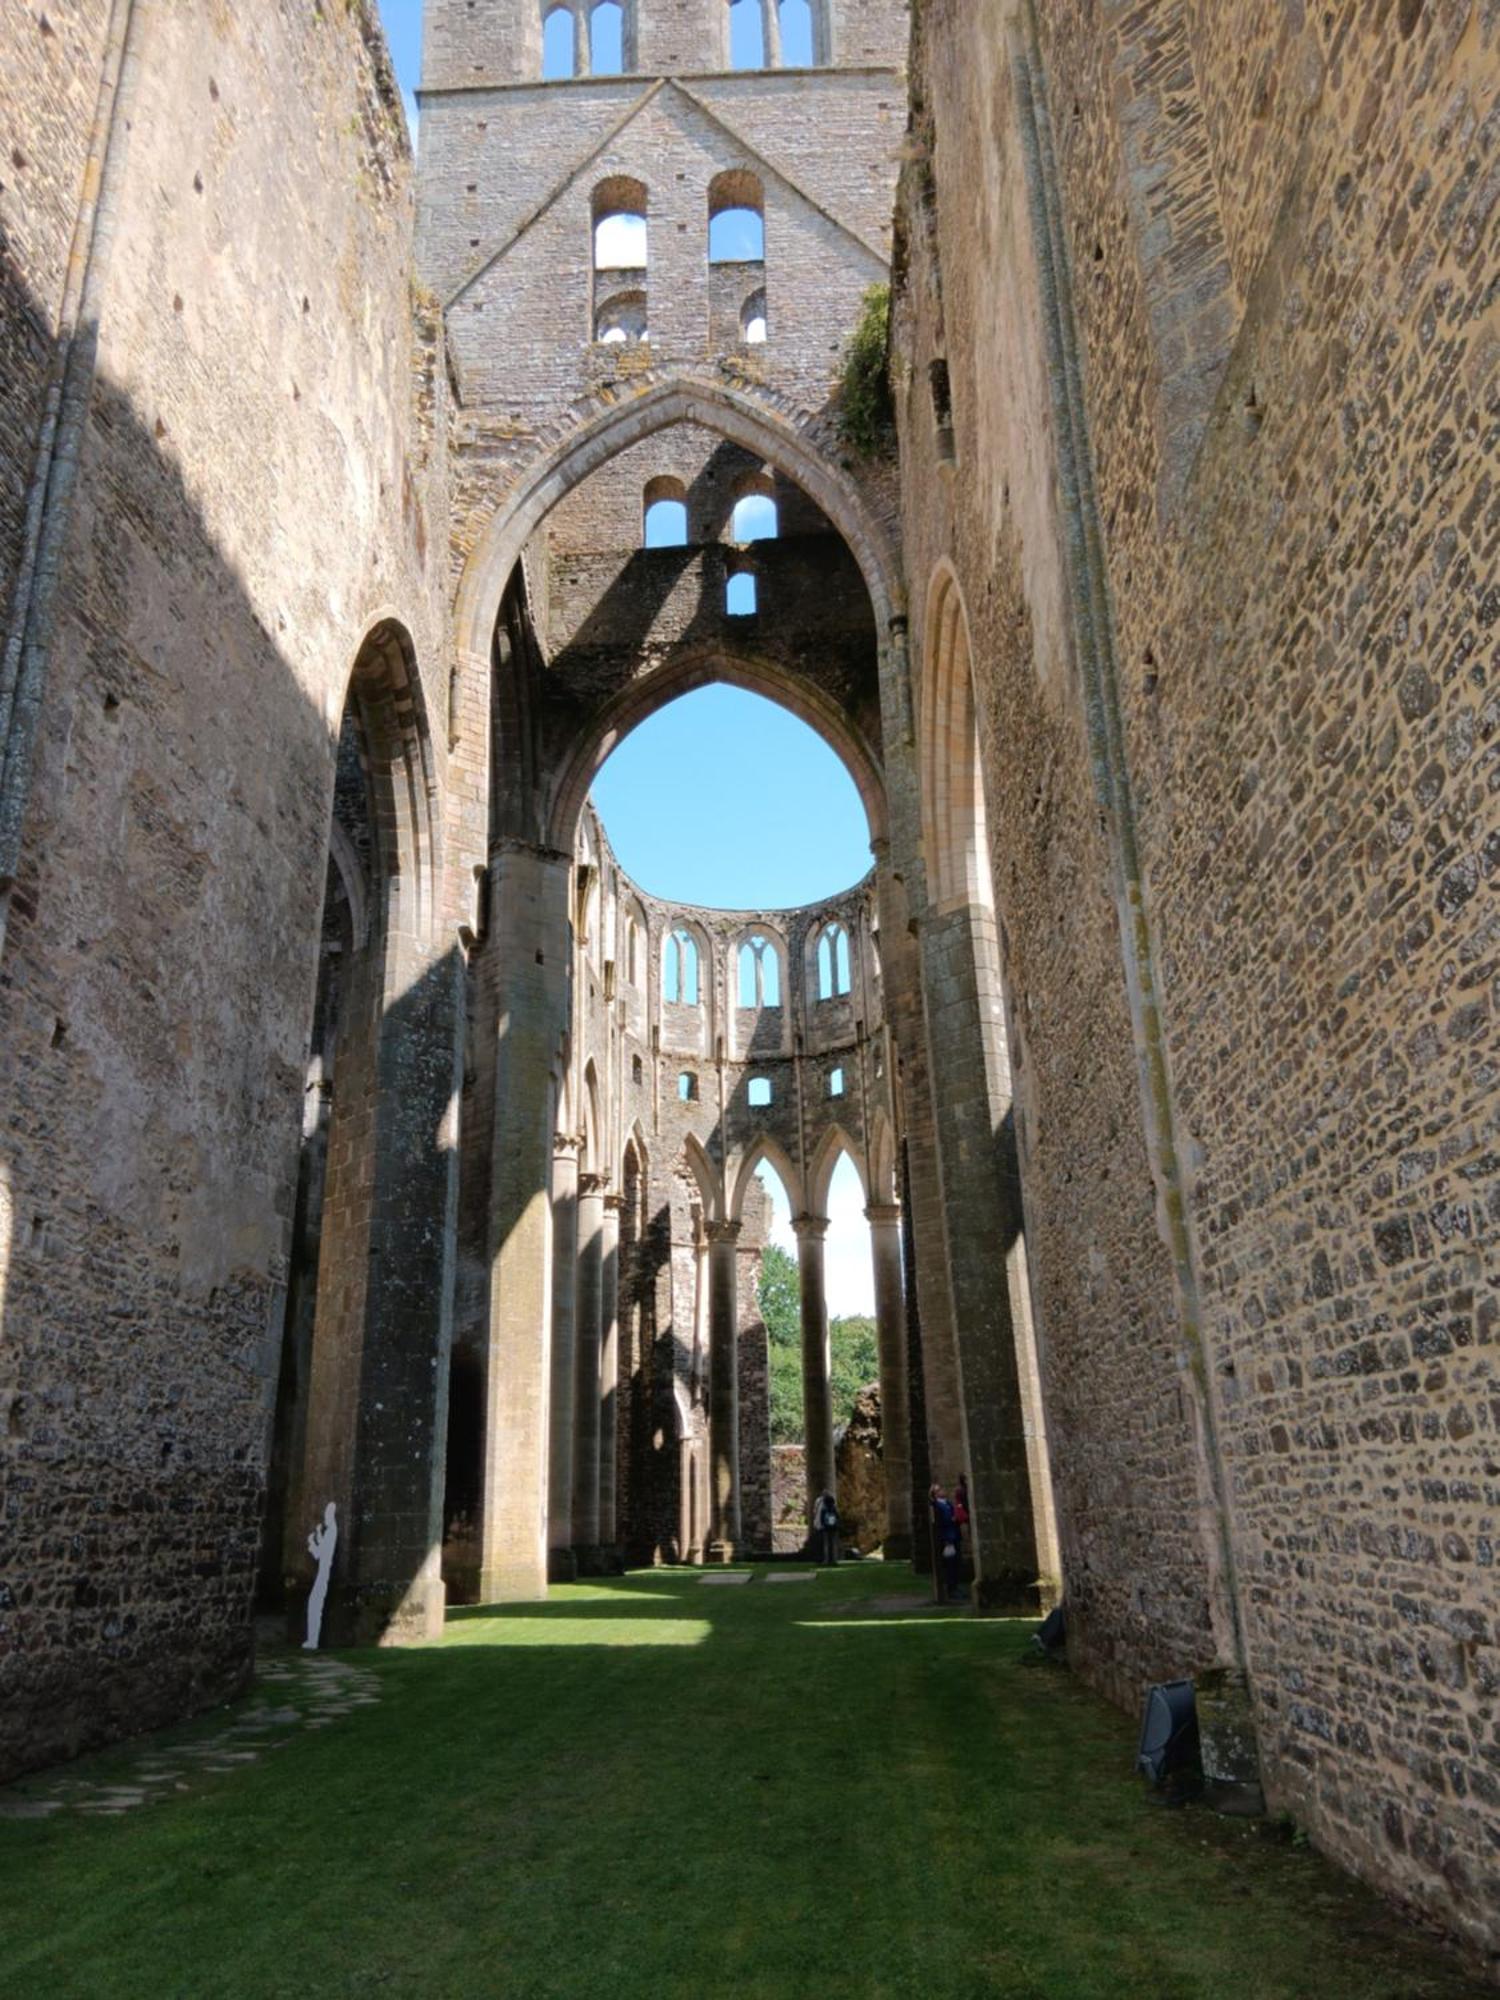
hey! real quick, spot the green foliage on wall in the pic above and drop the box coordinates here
[836,283,895,458]
[760,1244,881,1444]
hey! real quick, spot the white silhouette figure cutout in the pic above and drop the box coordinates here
[304,1500,337,1650]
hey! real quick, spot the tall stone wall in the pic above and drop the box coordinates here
[0,1,113,648]
[0,3,448,1777]
[895,0,1500,1956]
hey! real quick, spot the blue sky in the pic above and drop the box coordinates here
[591,687,872,908]
[376,1,422,134]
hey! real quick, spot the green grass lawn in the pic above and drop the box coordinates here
[0,1564,1487,1999]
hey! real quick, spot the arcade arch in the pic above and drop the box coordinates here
[463,377,911,1590]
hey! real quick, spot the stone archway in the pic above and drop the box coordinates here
[276,618,461,1646]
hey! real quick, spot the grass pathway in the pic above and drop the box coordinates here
[0,1565,1487,1998]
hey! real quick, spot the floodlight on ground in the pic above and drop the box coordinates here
[1136,1679,1201,1800]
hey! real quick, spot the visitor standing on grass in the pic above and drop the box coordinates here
[813,1489,840,1566]
[930,1484,965,1602]
[952,1474,970,1561]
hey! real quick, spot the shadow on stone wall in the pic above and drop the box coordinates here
[0,252,450,1775]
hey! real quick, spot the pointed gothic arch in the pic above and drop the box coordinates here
[920,560,995,917]
[728,1132,805,1223]
[548,642,885,852]
[453,377,902,684]
[806,1122,869,1218]
[680,1130,723,1224]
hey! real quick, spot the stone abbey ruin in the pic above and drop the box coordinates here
[2,0,1498,1973]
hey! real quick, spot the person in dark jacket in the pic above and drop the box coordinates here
[930,1483,966,1602]
[813,1489,840,1566]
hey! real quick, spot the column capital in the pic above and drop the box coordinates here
[707,1218,742,1247]
[792,1213,830,1243]
[578,1172,609,1198]
[554,1131,583,1161]
[603,1190,625,1215]
[865,1202,902,1227]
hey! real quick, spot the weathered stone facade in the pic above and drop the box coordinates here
[2,0,1497,1974]
[893,0,1500,1962]
[1,0,449,1773]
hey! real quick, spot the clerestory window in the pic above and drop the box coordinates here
[664,927,700,1006]
[737,935,782,1008]
[643,476,688,547]
[593,178,649,346]
[542,6,576,78]
[779,0,816,66]
[589,2,625,73]
[728,0,765,69]
[816,922,851,1000]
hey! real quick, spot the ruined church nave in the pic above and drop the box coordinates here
[1,0,1498,1990]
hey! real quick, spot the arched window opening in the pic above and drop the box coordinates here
[778,0,816,65]
[728,0,765,69]
[594,206,647,271]
[542,6,576,78]
[678,1070,699,1103]
[922,567,998,915]
[738,935,782,1008]
[590,1,625,73]
[664,926,700,1005]
[632,1053,644,1085]
[726,569,758,617]
[708,171,766,348]
[583,877,601,969]
[590,684,873,910]
[594,290,647,344]
[741,289,768,344]
[709,206,765,265]
[643,476,688,547]
[593,178,648,349]
[828,1065,844,1098]
[817,922,851,1000]
[730,491,778,542]
[748,1076,773,1108]
[625,910,645,986]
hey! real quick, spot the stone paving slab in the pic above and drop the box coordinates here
[766,1572,818,1583]
[0,1652,381,1821]
[697,1572,752,1585]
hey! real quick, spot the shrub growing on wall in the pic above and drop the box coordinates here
[837,283,895,458]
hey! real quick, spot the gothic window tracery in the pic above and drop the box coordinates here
[816,921,851,1000]
[737,934,782,1007]
[664,927,701,1006]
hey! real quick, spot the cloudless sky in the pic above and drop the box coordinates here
[375,0,422,136]
[591,687,872,908]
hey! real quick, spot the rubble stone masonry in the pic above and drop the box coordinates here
[896,0,1500,1957]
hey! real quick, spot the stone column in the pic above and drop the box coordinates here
[299,940,464,1645]
[760,0,782,67]
[479,841,572,1603]
[598,1191,623,1553]
[706,1219,742,1560]
[547,1134,580,1581]
[866,1202,913,1558]
[572,1173,606,1563]
[794,1214,835,1514]
[915,898,1041,1611]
